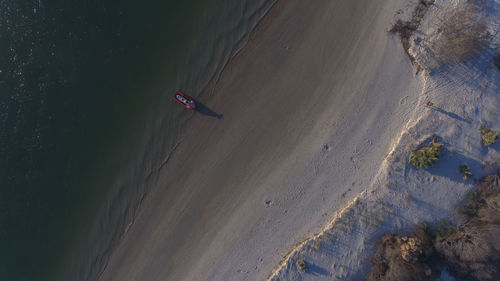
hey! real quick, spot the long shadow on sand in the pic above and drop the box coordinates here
[429,106,471,124]
[195,100,223,119]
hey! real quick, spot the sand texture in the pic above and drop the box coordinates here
[268,0,500,280]
[96,0,446,280]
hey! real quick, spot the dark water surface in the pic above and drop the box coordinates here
[0,0,273,280]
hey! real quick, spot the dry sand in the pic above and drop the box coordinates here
[97,0,426,280]
[268,0,500,280]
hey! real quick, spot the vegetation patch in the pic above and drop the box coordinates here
[456,191,482,218]
[395,1,489,70]
[429,2,489,67]
[389,0,435,65]
[368,172,500,281]
[480,126,499,146]
[367,224,435,281]
[435,172,500,280]
[410,139,443,168]
[334,215,355,234]
[361,201,393,228]
[297,259,307,272]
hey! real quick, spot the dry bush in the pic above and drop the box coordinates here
[436,173,500,280]
[367,224,435,281]
[434,229,496,279]
[421,2,489,69]
[369,173,500,281]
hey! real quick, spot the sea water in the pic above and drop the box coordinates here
[0,0,275,280]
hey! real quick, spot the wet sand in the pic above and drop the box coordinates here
[98,0,416,280]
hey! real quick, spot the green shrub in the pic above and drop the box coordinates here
[297,259,307,272]
[410,142,443,168]
[480,127,499,146]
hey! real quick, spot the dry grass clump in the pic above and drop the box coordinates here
[367,224,435,281]
[480,127,499,146]
[410,139,443,168]
[418,2,489,69]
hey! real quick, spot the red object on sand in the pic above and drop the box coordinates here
[173,91,196,110]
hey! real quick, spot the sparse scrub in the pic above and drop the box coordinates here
[369,173,500,281]
[410,140,443,168]
[361,209,386,228]
[435,172,500,280]
[335,216,355,233]
[456,191,482,218]
[430,3,489,66]
[408,2,490,70]
[297,259,307,272]
[481,126,499,146]
[323,231,336,242]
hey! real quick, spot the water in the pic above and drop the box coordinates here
[0,0,275,280]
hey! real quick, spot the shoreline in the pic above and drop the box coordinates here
[61,1,280,281]
[94,0,442,280]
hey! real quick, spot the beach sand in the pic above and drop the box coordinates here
[97,0,419,280]
[267,0,500,280]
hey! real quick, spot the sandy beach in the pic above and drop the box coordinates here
[96,0,439,280]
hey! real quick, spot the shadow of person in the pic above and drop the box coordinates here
[429,106,472,124]
[195,100,224,119]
